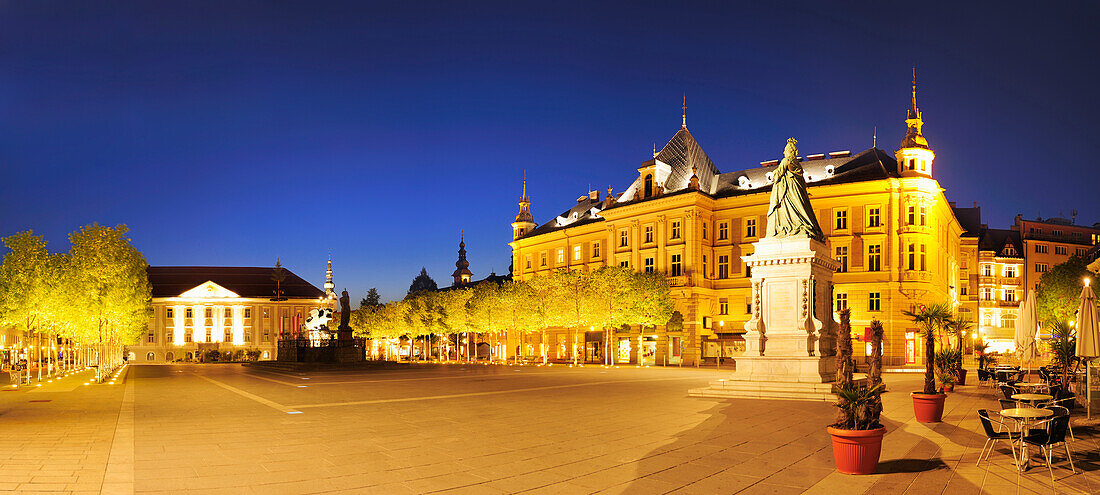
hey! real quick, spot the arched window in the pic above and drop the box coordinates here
[1001,314,1017,329]
[146,352,155,361]
[165,352,174,361]
[643,174,653,198]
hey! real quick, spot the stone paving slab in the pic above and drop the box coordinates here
[3,363,1100,494]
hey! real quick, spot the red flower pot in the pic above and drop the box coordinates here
[956,369,967,386]
[942,383,954,392]
[911,392,947,423]
[827,426,886,475]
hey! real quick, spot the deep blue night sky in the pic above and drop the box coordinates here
[2,1,1098,303]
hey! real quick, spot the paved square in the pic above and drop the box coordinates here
[2,364,1099,494]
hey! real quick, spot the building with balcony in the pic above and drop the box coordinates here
[509,77,964,366]
[974,229,1024,353]
[1013,215,1100,292]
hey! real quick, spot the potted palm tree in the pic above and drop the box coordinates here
[827,309,886,475]
[945,316,972,385]
[934,347,961,392]
[904,302,952,423]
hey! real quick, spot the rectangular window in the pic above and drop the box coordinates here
[205,307,212,318]
[919,206,927,226]
[981,288,993,301]
[573,245,581,261]
[719,298,729,315]
[556,249,564,264]
[644,225,654,243]
[619,260,629,268]
[867,207,881,227]
[835,209,848,230]
[525,255,532,269]
[908,206,915,225]
[982,264,992,276]
[1055,246,1067,255]
[702,255,708,278]
[644,258,655,273]
[907,243,916,270]
[1004,265,1017,278]
[670,221,681,240]
[718,222,729,240]
[1035,244,1048,254]
[619,229,629,247]
[185,331,193,343]
[1005,290,1016,303]
[835,293,848,312]
[224,329,232,342]
[745,262,751,278]
[920,244,927,271]
[867,244,882,271]
[263,307,270,318]
[702,222,708,240]
[868,292,881,312]
[670,254,682,277]
[718,255,729,279]
[245,331,252,343]
[960,287,968,296]
[593,242,601,258]
[166,307,174,319]
[185,308,193,319]
[147,331,155,343]
[224,308,232,318]
[835,246,848,273]
[745,218,757,238]
[541,252,547,266]
[1036,263,1048,273]
[1077,248,1087,256]
[1052,229,1063,236]
[244,308,251,318]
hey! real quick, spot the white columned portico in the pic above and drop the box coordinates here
[212,306,224,343]
[232,305,244,345]
[173,305,186,346]
[193,305,205,343]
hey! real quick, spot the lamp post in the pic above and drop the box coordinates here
[717,321,724,371]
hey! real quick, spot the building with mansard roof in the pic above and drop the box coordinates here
[509,76,966,367]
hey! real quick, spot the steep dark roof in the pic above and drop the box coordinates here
[524,195,604,238]
[147,266,324,299]
[952,205,983,237]
[654,127,720,193]
[436,272,512,292]
[712,148,898,198]
[978,229,1023,258]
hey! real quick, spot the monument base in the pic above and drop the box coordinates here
[688,355,857,402]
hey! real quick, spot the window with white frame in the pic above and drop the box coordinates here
[644,257,654,273]
[619,229,629,247]
[1055,246,1067,255]
[592,242,600,258]
[718,255,729,279]
[868,292,881,311]
[835,209,848,230]
[1004,265,1017,278]
[670,254,682,276]
[867,207,881,227]
[644,225,654,243]
[670,220,681,240]
[745,218,757,238]
[835,293,848,312]
[718,222,729,240]
[556,249,564,264]
[835,246,848,273]
[719,298,728,315]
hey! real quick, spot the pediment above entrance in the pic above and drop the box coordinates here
[179,281,240,299]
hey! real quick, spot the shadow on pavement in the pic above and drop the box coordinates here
[874,458,949,473]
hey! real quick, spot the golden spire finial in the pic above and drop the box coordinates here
[521,170,528,202]
[681,93,687,128]
[911,66,918,116]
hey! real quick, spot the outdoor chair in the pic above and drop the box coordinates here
[1043,405,1075,441]
[999,399,1017,410]
[1001,384,1019,401]
[1021,414,1075,484]
[977,369,993,388]
[977,409,1017,466]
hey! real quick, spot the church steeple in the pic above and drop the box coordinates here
[324,251,336,300]
[511,173,536,240]
[896,68,935,178]
[451,232,473,286]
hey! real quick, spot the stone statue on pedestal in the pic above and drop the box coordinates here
[338,289,352,340]
[766,138,824,241]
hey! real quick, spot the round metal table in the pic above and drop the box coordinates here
[1011,393,1053,405]
[1000,407,1053,470]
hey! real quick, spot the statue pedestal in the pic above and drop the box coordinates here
[690,236,844,401]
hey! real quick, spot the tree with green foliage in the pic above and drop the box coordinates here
[1036,254,1092,325]
[497,279,538,363]
[437,288,472,360]
[0,231,59,381]
[467,282,506,360]
[407,268,438,296]
[588,267,637,364]
[66,224,152,381]
[360,288,382,309]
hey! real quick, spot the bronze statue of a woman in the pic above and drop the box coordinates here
[765,138,824,240]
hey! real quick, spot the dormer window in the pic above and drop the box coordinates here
[765,172,774,183]
[738,176,750,188]
[644,174,653,198]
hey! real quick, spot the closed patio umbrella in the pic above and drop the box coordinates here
[1015,290,1040,380]
[1075,283,1099,418]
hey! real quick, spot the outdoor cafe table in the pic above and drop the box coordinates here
[1011,393,1053,405]
[1000,407,1054,470]
[1015,382,1049,393]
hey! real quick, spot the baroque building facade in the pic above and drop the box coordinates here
[509,80,965,366]
[127,264,330,362]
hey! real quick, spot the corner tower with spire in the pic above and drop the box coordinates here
[452,232,473,287]
[324,252,337,301]
[896,68,935,178]
[511,174,536,240]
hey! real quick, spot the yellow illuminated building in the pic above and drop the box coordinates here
[510,78,966,366]
[128,265,330,362]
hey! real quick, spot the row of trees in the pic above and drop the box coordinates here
[0,225,152,382]
[350,266,675,364]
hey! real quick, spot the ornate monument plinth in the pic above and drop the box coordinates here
[690,138,849,401]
